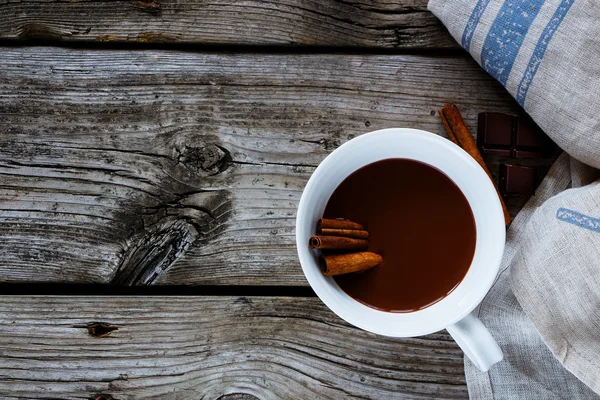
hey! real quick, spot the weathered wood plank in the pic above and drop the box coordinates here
[0,296,467,399]
[0,47,522,285]
[0,0,457,49]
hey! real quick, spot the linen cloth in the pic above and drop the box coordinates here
[427,0,600,397]
[429,0,600,169]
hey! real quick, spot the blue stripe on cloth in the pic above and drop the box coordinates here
[515,0,575,106]
[556,208,600,233]
[481,0,545,86]
[461,0,494,51]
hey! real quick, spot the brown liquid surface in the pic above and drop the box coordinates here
[325,159,476,312]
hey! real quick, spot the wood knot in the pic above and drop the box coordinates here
[113,219,199,285]
[177,144,231,175]
[136,0,161,14]
[19,24,63,40]
[87,323,119,338]
[217,394,260,400]
[136,32,179,42]
[113,190,231,285]
[94,395,115,400]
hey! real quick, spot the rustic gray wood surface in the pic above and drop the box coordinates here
[0,296,467,399]
[0,0,456,49]
[0,0,541,396]
[0,47,520,286]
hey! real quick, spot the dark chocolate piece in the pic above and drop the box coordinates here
[499,164,536,197]
[514,149,544,159]
[482,148,512,157]
[477,112,552,158]
[477,113,514,147]
[515,116,547,148]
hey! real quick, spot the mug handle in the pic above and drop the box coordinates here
[446,312,503,372]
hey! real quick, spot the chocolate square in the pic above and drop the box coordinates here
[477,112,514,147]
[499,164,536,197]
[482,148,512,157]
[514,149,544,159]
[515,116,547,148]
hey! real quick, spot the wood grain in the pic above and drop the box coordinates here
[0,296,467,399]
[0,0,457,49]
[0,47,521,285]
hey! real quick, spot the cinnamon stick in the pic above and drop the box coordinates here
[438,103,512,225]
[318,228,369,239]
[319,252,382,276]
[317,218,364,231]
[309,235,369,250]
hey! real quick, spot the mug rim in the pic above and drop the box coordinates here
[296,128,506,337]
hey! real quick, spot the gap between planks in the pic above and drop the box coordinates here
[0,38,467,56]
[0,284,317,297]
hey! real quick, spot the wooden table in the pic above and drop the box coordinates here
[0,1,539,398]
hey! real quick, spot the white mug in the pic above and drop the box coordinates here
[296,128,505,371]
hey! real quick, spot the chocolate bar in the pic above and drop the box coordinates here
[477,113,551,159]
[499,164,536,197]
